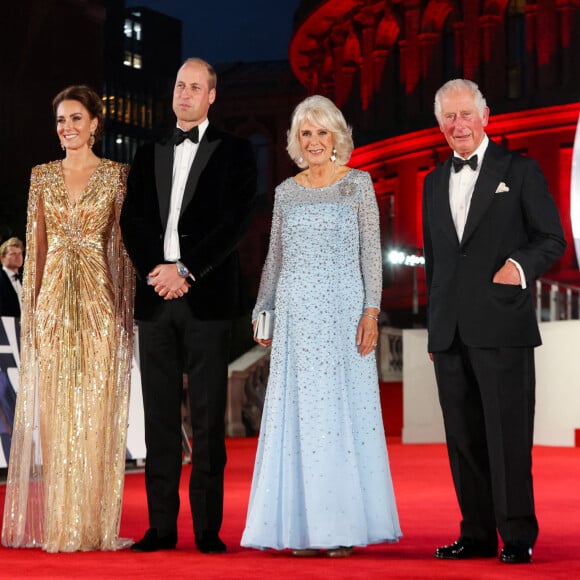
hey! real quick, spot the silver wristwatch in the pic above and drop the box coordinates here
[176,260,190,278]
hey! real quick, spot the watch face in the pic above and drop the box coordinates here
[177,262,188,277]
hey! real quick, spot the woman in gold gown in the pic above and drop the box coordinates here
[1,85,135,552]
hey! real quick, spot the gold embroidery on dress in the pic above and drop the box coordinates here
[1,159,135,552]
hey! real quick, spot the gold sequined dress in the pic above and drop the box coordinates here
[1,159,135,552]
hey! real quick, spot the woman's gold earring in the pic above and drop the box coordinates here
[61,142,65,151]
[89,133,95,149]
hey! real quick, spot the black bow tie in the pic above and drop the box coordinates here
[452,155,478,172]
[12,272,22,283]
[172,126,199,145]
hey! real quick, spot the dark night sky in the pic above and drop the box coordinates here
[125,0,302,64]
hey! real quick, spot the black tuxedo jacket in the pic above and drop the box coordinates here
[120,123,257,321]
[0,269,20,317]
[422,139,566,352]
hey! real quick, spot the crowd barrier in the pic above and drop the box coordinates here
[0,316,146,468]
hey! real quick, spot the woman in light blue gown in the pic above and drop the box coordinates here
[241,95,402,557]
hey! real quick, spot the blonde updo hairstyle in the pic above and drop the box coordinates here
[286,95,354,169]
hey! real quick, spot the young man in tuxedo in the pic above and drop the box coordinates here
[422,79,566,564]
[0,237,23,318]
[121,58,257,554]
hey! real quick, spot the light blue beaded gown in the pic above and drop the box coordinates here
[241,169,402,550]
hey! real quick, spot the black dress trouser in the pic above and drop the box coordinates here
[137,298,231,537]
[433,332,539,548]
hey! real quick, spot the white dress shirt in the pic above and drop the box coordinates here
[164,118,209,262]
[449,135,489,242]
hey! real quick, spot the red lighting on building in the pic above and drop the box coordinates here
[289,0,580,319]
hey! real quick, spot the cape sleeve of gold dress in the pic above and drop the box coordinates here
[1,159,135,552]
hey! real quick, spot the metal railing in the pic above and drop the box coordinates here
[536,278,580,321]
[223,282,580,438]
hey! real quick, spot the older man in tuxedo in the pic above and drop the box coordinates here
[121,58,257,554]
[422,79,566,565]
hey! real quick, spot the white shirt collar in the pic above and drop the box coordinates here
[3,266,17,279]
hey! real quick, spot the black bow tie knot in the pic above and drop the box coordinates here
[452,155,478,173]
[172,126,199,145]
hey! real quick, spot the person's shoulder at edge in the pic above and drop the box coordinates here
[203,123,251,145]
[31,159,61,172]
[270,177,294,205]
[99,158,129,171]
[349,167,370,181]
[127,141,156,167]
[342,167,373,192]
[481,139,545,177]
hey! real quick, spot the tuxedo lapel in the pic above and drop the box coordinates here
[0,269,20,315]
[180,126,221,216]
[155,141,174,229]
[433,158,460,246]
[461,141,511,244]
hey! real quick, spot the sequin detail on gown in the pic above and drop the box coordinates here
[241,169,402,550]
[1,159,135,552]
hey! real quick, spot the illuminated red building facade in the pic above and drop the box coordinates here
[289,0,580,320]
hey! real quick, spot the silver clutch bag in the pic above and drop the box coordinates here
[254,310,275,340]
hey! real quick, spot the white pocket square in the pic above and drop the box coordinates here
[495,182,510,193]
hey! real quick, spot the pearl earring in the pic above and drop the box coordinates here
[330,148,337,162]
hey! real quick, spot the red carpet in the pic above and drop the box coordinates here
[1,438,579,579]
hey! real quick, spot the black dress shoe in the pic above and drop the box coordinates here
[500,544,532,564]
[195,531,227,554]
[131,528,177,552]
[435,539,497,560]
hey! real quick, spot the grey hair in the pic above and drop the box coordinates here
[286,95,353,168]
[434,79,487,125]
